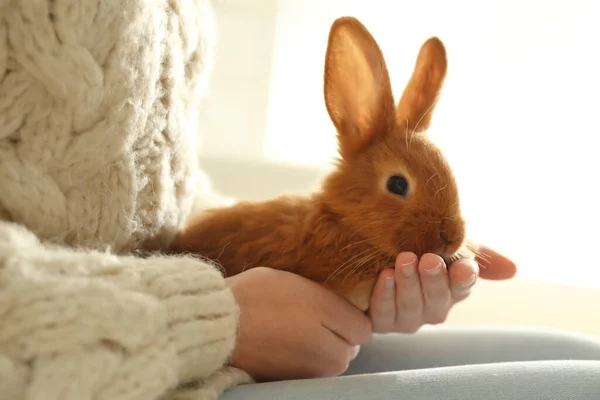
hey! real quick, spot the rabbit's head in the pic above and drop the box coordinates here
[320,17,468,264]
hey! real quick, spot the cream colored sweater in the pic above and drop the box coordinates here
[0,1,250,399]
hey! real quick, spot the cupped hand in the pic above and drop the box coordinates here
[226,267,372,381]
[369,246,516,333]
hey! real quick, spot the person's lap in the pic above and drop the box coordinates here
[344,325,600,374]
[220,326,600,399]
[221,360,600,400]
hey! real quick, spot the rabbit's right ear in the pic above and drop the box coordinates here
[324,17,395,159]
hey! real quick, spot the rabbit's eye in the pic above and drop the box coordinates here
[387,175,409,197]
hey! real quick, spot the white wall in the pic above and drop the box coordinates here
[198,0,279,161]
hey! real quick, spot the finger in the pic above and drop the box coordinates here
[315,326,360,377]
[350,344,361,361]
[448,258,479,303]
[476,245,517,280]
[318,284,373,346]
[369,267,397,333]
[394,252,424,333]
[418,253,451,324]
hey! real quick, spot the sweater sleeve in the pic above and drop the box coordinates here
[0,220,251,400]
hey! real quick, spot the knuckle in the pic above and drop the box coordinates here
[397,297,423,314]
[321,354,351,377]
[425,288,451,304]
[453,292,470,303]
[347,315,373,345]
[441,294,452,308]
[357,321,373,344]
[370,307,392,323]
[426,311,449,324]
[425,295,452,314]
[394,312,423,334]
[350,345,361,361]
[372,320,396,334]
[397,322,422,334]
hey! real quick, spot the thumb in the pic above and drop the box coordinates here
[476,245,517,280]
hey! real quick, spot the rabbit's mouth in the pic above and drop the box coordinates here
[440,243,461,264]
[443,243,478,268]
[443,253,461,267]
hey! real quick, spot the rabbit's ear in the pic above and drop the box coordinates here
[396,37,447,133]
[324,17,395,159]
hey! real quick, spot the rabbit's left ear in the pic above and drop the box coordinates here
[324,17,395,159]
[396,37,447,133]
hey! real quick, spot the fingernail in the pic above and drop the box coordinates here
[424,262,443,276]
[401,263,416,277]
[461,273,477,287]
[385,276,394,289]
[397,254,417,278]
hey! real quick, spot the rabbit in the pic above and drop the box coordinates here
[171,16,477,312]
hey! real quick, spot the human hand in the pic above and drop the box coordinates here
[368,246,516,333]
[226,267,372,381]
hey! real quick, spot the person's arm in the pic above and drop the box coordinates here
[0,220,251,400]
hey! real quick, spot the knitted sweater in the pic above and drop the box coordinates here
[0,1,250,399]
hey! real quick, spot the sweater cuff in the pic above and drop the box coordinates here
[136,254,239,384]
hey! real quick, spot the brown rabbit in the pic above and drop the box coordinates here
[171,16,476,311]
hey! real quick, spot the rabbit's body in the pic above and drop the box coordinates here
[172,17,474,310]
[172,193,389,310]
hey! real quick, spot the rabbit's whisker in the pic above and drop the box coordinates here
[341,247,384,284]
[405,119,410,150]
[425,173,437,189]
[325,246,374,284]
[434,184,448,197]
[340,237,372,252]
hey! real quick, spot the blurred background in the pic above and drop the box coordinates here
[199,0,600,334]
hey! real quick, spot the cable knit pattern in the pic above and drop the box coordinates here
[0,0,250,399]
